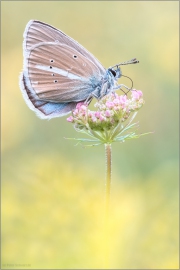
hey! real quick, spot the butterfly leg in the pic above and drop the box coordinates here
[114,84,131,91]
[113,84,132,95]
[85,86,101,104]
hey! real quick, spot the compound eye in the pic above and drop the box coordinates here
[109,69,116,77]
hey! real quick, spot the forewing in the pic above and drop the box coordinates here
[24,20,105,74]
[24,43,103,102]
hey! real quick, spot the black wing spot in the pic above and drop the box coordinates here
[54,80,58,83]
[50,66,52,69]
[50,59,54,63]
[52,74,55,76]
[73,55,78,59]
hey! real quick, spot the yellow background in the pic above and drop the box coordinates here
[1,1,179,269]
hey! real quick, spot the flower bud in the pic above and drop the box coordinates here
[67,116,74,122]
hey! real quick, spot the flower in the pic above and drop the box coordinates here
[67,115,74,123]
[131,89,143,100]
[66,90,148,146]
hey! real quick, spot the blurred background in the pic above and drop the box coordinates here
[1,1,179,269]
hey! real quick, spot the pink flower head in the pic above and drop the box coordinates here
[76,102,84,110]
[106,101,114,109]
[76,102,87,110]
[114,106,119,111]
[119,95,127,104]
[131,90,143,100]
[67,116,74,122]
[73,109,79,116]
[80,110,86,116]
[88,111,93,118]
[105,110,111,117]
[95,111,101,118]
[80,105,88,111]
[91,116,97,123]
[113,98,120,105]
[67,91,144,136]
[99,114,105,121]
[118,95,127,109]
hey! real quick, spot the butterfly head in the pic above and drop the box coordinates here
[108,67,122,80]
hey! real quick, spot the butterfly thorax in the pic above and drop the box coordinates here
[96,67,122,99]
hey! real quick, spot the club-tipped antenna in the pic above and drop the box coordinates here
[111,58,139,69]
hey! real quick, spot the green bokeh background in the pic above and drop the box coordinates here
[1,1,179,269]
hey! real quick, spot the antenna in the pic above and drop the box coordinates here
[111,58,139,69]
[121,74,134,89]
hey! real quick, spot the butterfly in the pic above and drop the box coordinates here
[19,20,139,119]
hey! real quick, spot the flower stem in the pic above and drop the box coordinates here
[104,143,112,268]
[105,143,112,221]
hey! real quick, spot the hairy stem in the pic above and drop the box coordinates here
[104,143,112,268]
[105,143,112,220]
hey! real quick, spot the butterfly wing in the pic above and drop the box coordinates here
[20,72,78,119]
[24,20,105,74]
[20,20,106,119]
[24,42,104,102]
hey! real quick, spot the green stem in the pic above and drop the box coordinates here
[104,143,112,268]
